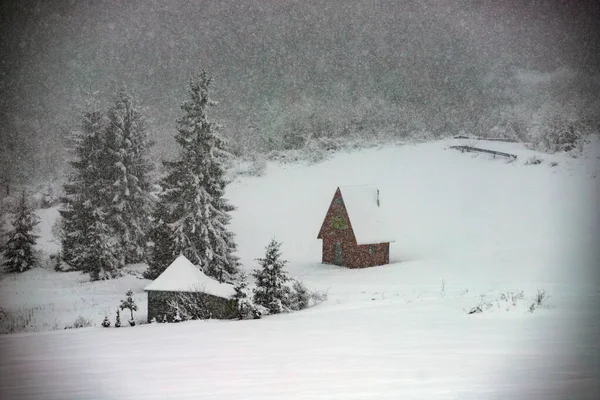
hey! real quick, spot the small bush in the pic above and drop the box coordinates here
[65,315,93,329]
[291,280,310,310]
[51,253,63,272]
[549,161,559,167]
[529,289,551,312]
[247,157,267,177]
[309,288,328,305]
[51,216,62,243]
[115,309,121,327]
[468,295,493,314]
[467,289,549,315]
[499,290,524,306]
[525,155,542,165]
[41,185,59,208]
[101,315,111,328]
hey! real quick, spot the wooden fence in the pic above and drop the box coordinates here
[449,145,518,159]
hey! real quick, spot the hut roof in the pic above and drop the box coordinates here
[144,255,235,299]
[338,185,395,245]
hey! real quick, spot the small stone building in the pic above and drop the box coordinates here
[144,255,237,322]
[317,185,394,268]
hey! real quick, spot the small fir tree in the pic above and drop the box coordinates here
[3,191,40,273]
[101,315,111,328]
[115,309,121,327]
[173,308,182,323]
[232,271,255,320]
[52,252,63,272]
[119,289,138,325]
[252,239,290,315]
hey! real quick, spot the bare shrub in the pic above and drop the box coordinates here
[499,290,524,306]
[529,289,551,312]
[525,155,543,165]
[64,315,93,329]
[248,157,267,177]
[302,141,328,165]
[468,295,493,314]
[308,288,328,305]
[0,307,36,334]
[532,117,588,154]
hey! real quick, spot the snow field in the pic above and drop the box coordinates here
[0,137,599,398]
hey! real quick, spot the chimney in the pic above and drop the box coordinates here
[376,189,380,207]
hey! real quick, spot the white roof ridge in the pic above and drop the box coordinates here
[144,254,235,298]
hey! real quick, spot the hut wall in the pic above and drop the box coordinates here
[147,290,237,323]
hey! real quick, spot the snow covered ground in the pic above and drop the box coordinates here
[1,137,599,399]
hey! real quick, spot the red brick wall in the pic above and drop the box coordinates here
[318,188,390,268]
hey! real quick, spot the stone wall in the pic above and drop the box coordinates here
[147,290,237,323]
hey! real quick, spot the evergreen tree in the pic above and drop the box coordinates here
[60,109,105,270]
[3,191,40,273]
[252,239,290,315]
[115,309,121,327]
[101,315,111,328]
[144,201,174,280]
[156,70,239,282]
[60,109,123,280]
[232,271,255,320]
[84,208,123,281]
[103,89,154,264]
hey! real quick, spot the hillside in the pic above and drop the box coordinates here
[0,138,599,399]
[2,0,599,186]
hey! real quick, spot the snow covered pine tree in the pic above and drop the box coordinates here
[149,70,239,282]
[60,109,123,280]
[253,239,290,315]
[103,89,154,264]
[232,271,258,319]
[144,202,175,280]
[3,191,40,273]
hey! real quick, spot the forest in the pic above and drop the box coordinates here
[1,0,599,189]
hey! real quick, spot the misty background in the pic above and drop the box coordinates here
[1,0,599,188]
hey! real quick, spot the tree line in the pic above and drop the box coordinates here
[55,70,239,282]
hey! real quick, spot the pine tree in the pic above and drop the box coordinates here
[101,315,111,328]
[144,202,175,280]
[3,191,40,273]
[156,70,239,282]
[84,209,123,281]
[252,239,290,315]
[60,109,124,280]
[232,271,255,320]
[103,89,154,264]
[60,109,105,270]
[115,309,121,327]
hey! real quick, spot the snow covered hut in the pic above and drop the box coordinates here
[144,255,237,322]
[317,186,394,268]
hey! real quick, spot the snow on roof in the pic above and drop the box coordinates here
[144,255,235,299]
[339,185,395,245]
